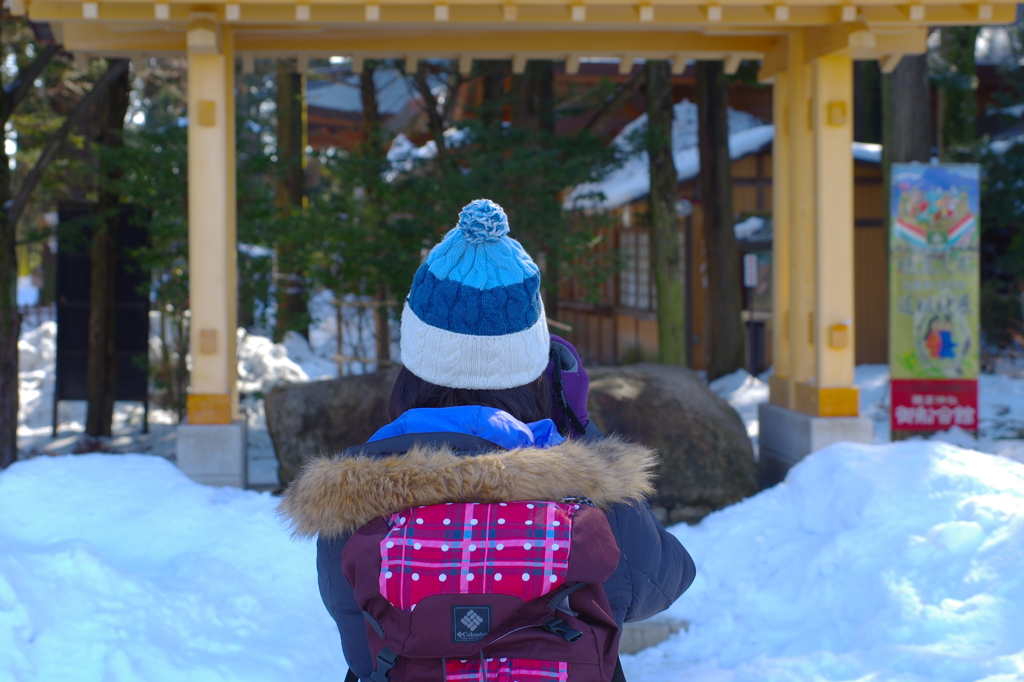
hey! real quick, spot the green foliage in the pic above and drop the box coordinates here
[931,26,981,159]
[14,52,624,407]
[436,120,621,304]
[3,21,104,243]
[977,26,1024,349]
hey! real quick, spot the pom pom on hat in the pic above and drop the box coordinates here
[458,199,510,244]
[400,198,549,390]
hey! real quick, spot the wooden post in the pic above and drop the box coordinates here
[807,53,858,416]
[787,30,816,409]
[769,65,791,408]
[186,19,238,424]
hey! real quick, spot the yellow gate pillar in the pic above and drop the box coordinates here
[177,17,246,488]
[769,68,791,409]
[804,53,858,416]
[787,31,817,407]
[759,33,872,487]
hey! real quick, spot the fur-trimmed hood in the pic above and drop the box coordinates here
[279,437,658,539]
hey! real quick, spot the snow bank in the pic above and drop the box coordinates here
[0,455,345,681]
[236,331,310,396]
[5,438,1023,680]
[628,441,1024,682]
[17,321,56,433]
[709,369,768,451]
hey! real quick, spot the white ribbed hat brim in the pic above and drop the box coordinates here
[399,302,550,390]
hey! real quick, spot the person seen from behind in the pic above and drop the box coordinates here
[281,199,695,682]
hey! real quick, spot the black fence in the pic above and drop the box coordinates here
[54,203,150,435]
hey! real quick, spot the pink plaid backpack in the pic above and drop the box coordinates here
[342,497,622,682]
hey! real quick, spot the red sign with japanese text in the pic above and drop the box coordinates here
[890,379,978,432]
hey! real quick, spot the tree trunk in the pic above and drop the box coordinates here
[273,60,308,342]
[0,54,126,467]
[511,61,554,133]
[477,60,509,128]
[510,61,562,317]
[0,118,18,468]
[854,60,882,144]
[85,62,130,437]
[414,63,451,164]
[646,60,687,367]
[937,27,979,159]
[882,54,932,242]
[696,61,744,379]
[358,64,392,364]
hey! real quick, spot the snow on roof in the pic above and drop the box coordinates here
[566,99,769,209]
[734,215,771,241]
[306,68,417,116]
[569,105,885,210]
[975,25,1024,66]
[852,142,882,163]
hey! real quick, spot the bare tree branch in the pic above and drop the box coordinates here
[583,68,647,135]
[5,58,129,230]
[1,43,61,126]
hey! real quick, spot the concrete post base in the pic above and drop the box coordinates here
[759,402,872,488]
[176,418,248,488]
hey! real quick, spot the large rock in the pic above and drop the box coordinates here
[586,363,758,517]
[266,367,401,486]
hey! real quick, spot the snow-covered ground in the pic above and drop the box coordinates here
[13,300,1024,680]
[3,439,1024,680]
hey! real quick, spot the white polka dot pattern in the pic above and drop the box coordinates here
[377,501,578,610]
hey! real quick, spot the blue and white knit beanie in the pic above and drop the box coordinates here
[400,199,550,390]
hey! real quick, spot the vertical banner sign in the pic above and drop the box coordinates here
[889,164,980,435]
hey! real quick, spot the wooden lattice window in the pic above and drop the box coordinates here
[618,230,653,311]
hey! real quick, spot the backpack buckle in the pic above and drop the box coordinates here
[542,617,583,643]
[370,647,399,682]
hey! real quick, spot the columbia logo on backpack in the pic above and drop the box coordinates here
[343,498,622,682]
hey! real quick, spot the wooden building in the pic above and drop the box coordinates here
[557,141,889,370]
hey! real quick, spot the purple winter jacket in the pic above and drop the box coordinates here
[307,406,695,682]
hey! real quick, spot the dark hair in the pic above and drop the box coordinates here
[387,366,551,424]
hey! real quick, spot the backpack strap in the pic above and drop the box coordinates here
[540,581,589,642]
[547,580,587,615]
[549,346,588,436]
[362,611,399,682]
